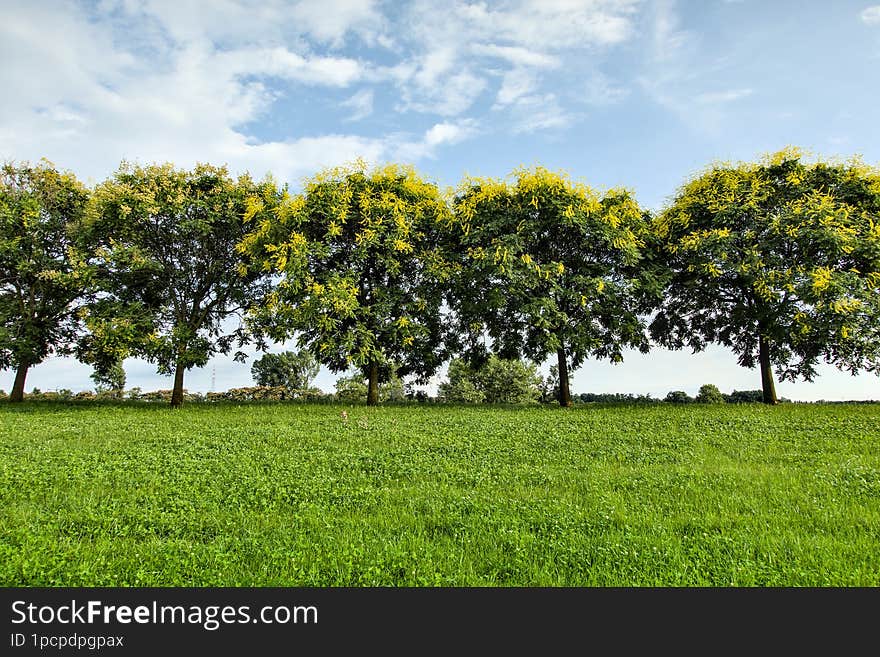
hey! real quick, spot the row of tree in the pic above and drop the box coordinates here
[3,346,773,405]
[2,150,878,407]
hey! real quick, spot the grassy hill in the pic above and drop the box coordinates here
[1,402,878,586]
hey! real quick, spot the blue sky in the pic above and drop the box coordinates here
[2,0,880,400]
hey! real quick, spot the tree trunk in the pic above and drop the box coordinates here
[367,361,379,406]
[9,360,29,403]
[170,361,186,408]
[758,334,778,405]
[556,344,572,407]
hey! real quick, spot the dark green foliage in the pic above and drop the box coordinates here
[695,384,725,404]
[241,163,455,406]
[0,160,95,402]
[439,355,542,404]
[335,369,406,403]
[724,390,764,404]
[665,390,693,403]
[438,358,487,403]
[205,386,326,402]
[652,150,880,404]
[540,365,560,403]
[577,392,659,404]
[90,361,126,396]
[451,168,659,406]
[251,350,319,390]
[84,162,274,406]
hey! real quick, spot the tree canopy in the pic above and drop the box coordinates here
[651,149,880,403]
[91,360,126,396]
[251,350,319,391]
[334,368,406,402]
[241,161,455,405]
[83,162,274,406]
[0,160,94,402]
[439,355,542,404]
[3,150,878,406]
[451,166,657,406]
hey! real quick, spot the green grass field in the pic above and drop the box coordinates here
[1,401,878,586]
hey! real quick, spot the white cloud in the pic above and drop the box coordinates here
[216,47,363,87]
[471,44,560,69]
[423,120,478,147]
[340,89,374,121]
[508,94,577,133]
[860,6,880,25]
[582,72,630,105]
[394,119,480,161]
[651,0,689,61]
[494,69,539,107]
[450,0,640,50]
[412,48,458,89]
[695,88,754,104]
[398,67,488,117]
[238,134,389,186]
[101,0,384,48]
[0,0,646,194]
[0,2,400,189]
[289,0,384,46]
[389,0,641,121]
[382,47,488,116]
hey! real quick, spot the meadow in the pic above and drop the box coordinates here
[1,401,878,586]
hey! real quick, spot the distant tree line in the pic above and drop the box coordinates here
[0,379,813,405]
[2,149,879,407]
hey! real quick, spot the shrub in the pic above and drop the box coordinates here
[91,362,126,398]
[439,356,541,405]
[335,375,368,402]
[579,393,659,404]
[665,390,693,403]
[438,376,484,403]
[696,384,725,404]
[251,350,319,390]
[724,389,764,403]
[334,371,405,403]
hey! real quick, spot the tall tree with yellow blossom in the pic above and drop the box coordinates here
[240,162,455,405]
[84,162,275,407]
[650,148,880,404]
[451,167,657,407]
[0,160,94,402]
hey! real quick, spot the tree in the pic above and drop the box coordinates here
[695,383,725,404]
[724,389,764,404]
[452,167,656,407]
[651,149,880,404]
[85,162,274,407]
[334,368,405,402]
[438,358,486,403]
[334,372,367,402]
[664,390,692,403]
[0,160,94,402]
[476,355,542,404]
[91,360,126,396]
[540,365,560,403]
[438,355,542,404]
[251,350,319,390]
[241,162,455,406]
